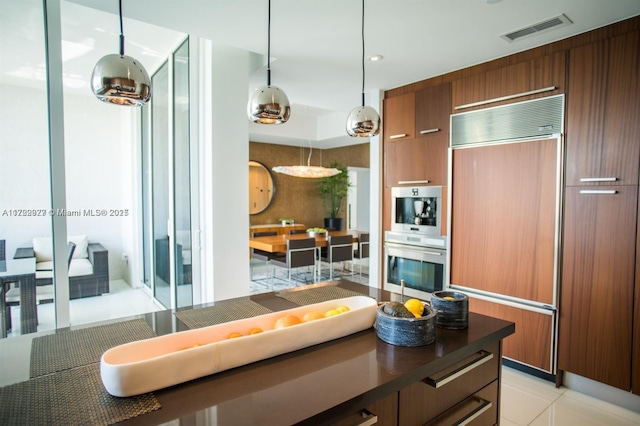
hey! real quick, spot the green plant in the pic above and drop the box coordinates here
[318,162,350,218]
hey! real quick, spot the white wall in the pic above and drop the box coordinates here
[199,41,251,302]
[0,83,133,281]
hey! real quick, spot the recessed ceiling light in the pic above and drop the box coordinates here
[368,54,383,62]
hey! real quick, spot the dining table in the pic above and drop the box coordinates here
[248,230,359,254]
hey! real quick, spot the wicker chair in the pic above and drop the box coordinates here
[13,240,109,300]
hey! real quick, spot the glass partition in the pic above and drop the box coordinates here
[173,40,192,308]
[152,62,171,308]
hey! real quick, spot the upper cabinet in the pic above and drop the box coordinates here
[415,84,451,138]
[383,84,450,187]
[565,31,640,186]
[383,92,415,142]
[451,52,565,113]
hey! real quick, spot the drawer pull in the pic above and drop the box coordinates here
[457,397,493,426]
[356,409,378,426]
[398,180,430,185]
[579,177,617,182]
[579,190,617,195]
[389,133,408,139]
[419,128,440,135]
[424,350,493,388]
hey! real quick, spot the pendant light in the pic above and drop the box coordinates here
[90,0,151,106]
[272,143,340,178]
[247,0,291,124]
[346,0,381,137]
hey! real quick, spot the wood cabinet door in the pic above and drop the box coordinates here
[565,31,640,186]
[415,83,451,138]
[385,136,448,187]
[383,92,415,142]
[469,298,554,373]
[451,52,565,112]
[559,185,636,391]
[450,138,559,304]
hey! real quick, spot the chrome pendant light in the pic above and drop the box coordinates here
[247,0,291,124]
[91,0,151,106]
[346,0,381,137]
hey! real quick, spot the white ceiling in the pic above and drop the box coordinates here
[3,0,640,148]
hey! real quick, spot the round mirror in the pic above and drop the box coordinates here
[249,160,276,215]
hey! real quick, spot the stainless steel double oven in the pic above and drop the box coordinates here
[384,186,446,300]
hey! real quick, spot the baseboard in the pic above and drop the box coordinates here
[502,358,555,383]
[563,371,640,414]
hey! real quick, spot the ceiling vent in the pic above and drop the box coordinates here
[500,14,573,43]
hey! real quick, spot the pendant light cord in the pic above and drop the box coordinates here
[360,0,365,107]
[118,0,125,56]
[267,0,272,86]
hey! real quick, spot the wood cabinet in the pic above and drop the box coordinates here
[399,341,501,425]
[450,138,559,373]
[565,31,640,187]
[450,138,558,304]
[383,92,415,142]
[469,298,554,373]
[451,52,565,112]
[333,341,503,426]
[559,30,640,393]
[383,84,450,187]
[559,186,637,391]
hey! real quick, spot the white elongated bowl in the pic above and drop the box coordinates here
[100,296,377,397]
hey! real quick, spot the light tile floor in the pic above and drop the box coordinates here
[501,365,640,425]
[2,268,640,424]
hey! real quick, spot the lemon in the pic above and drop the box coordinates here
[335,306,350,313]
[325,309,341,317]
[404,298,424,318]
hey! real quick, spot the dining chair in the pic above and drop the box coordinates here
[353,232,370,277]
[250,231,280,280]
[5,242,76,331]
[270,237,317,284]
[288,229,308,235]
[320,234,354,281]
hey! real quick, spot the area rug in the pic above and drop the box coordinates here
[30,318,157,378]
[174,299,273,329]
[0,363,160,425]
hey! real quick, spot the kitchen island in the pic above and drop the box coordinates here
[117,281,513,425]
[0,280,514,425]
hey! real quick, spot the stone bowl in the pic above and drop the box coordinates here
[430,290,469,329]
[307,231,327,238]
[375,302,436,347]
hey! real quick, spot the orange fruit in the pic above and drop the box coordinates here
[274,315,302,329]
[325,309,341,317]
[248,327,263,335]
[227,331,243,339]
[303,311,325,322]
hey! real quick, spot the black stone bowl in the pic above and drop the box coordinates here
[431,291,469,329]
[375,302,436,347]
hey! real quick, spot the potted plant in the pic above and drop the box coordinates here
[318,162,350,231]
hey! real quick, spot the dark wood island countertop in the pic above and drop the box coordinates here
[114,280,515,425]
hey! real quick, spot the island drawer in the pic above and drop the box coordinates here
[398,341,500,425]
[425,380,498,426]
